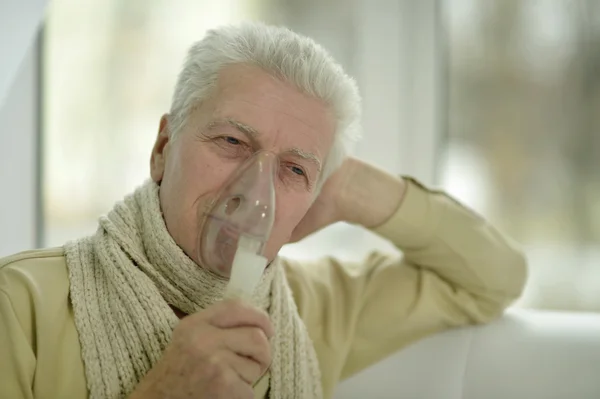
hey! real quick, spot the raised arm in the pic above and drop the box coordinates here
[283,158,527,394]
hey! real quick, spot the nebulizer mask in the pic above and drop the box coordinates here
[198,151,277,301]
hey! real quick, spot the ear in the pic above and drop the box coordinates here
[150,114,171,183]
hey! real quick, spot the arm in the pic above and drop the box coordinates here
[0,287,36,399]
[287,158,528,381]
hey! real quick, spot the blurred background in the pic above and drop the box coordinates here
[2,0,600,312]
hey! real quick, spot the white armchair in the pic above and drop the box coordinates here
[334,309,600,399]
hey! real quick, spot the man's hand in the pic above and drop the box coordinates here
[129,299,273,399]
[290,158,407,242]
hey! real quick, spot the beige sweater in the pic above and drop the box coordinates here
[0,179,527,399]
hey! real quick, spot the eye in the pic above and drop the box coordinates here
[224,136,241,145]
[290,166,305,176]
[212,136,250,158]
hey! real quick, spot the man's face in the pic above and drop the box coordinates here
[150,64,336,267]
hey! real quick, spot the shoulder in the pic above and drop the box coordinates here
[280,252,395,293]
[0,248,89,398]
[1,247,67,270]
[0,247,69,294]
[279,251,404,322]
[279,254,374,320]
[0,248,70,336]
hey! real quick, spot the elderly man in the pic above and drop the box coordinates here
[0,22,527,399]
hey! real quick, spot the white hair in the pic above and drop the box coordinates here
[168,21,362,185]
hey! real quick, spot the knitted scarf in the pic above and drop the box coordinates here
[64,181,322,399]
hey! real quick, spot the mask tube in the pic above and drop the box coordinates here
[198,151,277,300]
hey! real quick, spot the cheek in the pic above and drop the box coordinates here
[261,198,310,260]
[160,144,239,260]
[268,193,313,241]
[180,145,241,200]
[277,200,312,229]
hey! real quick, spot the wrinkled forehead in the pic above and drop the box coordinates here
[206,64,337,159]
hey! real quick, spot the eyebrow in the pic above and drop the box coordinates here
[206,118,323,172]
[286,148,322,173]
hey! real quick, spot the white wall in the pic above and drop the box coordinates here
[0,0,48,257]
[0,0,48,109]
[0,39,41,258]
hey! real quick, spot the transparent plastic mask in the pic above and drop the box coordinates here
[198,151,277,299]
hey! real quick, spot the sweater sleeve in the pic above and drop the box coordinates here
[283,178,528,384]
[0,286,36,399]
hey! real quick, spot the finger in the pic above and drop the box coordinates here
[216,350,264,385]
[222,327,272,371]
[208,299,274,338]
[211,365,254,399]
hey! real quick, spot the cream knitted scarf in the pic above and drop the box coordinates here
[64,181,322,399]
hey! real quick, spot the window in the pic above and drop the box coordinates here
[439,0,600,310]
